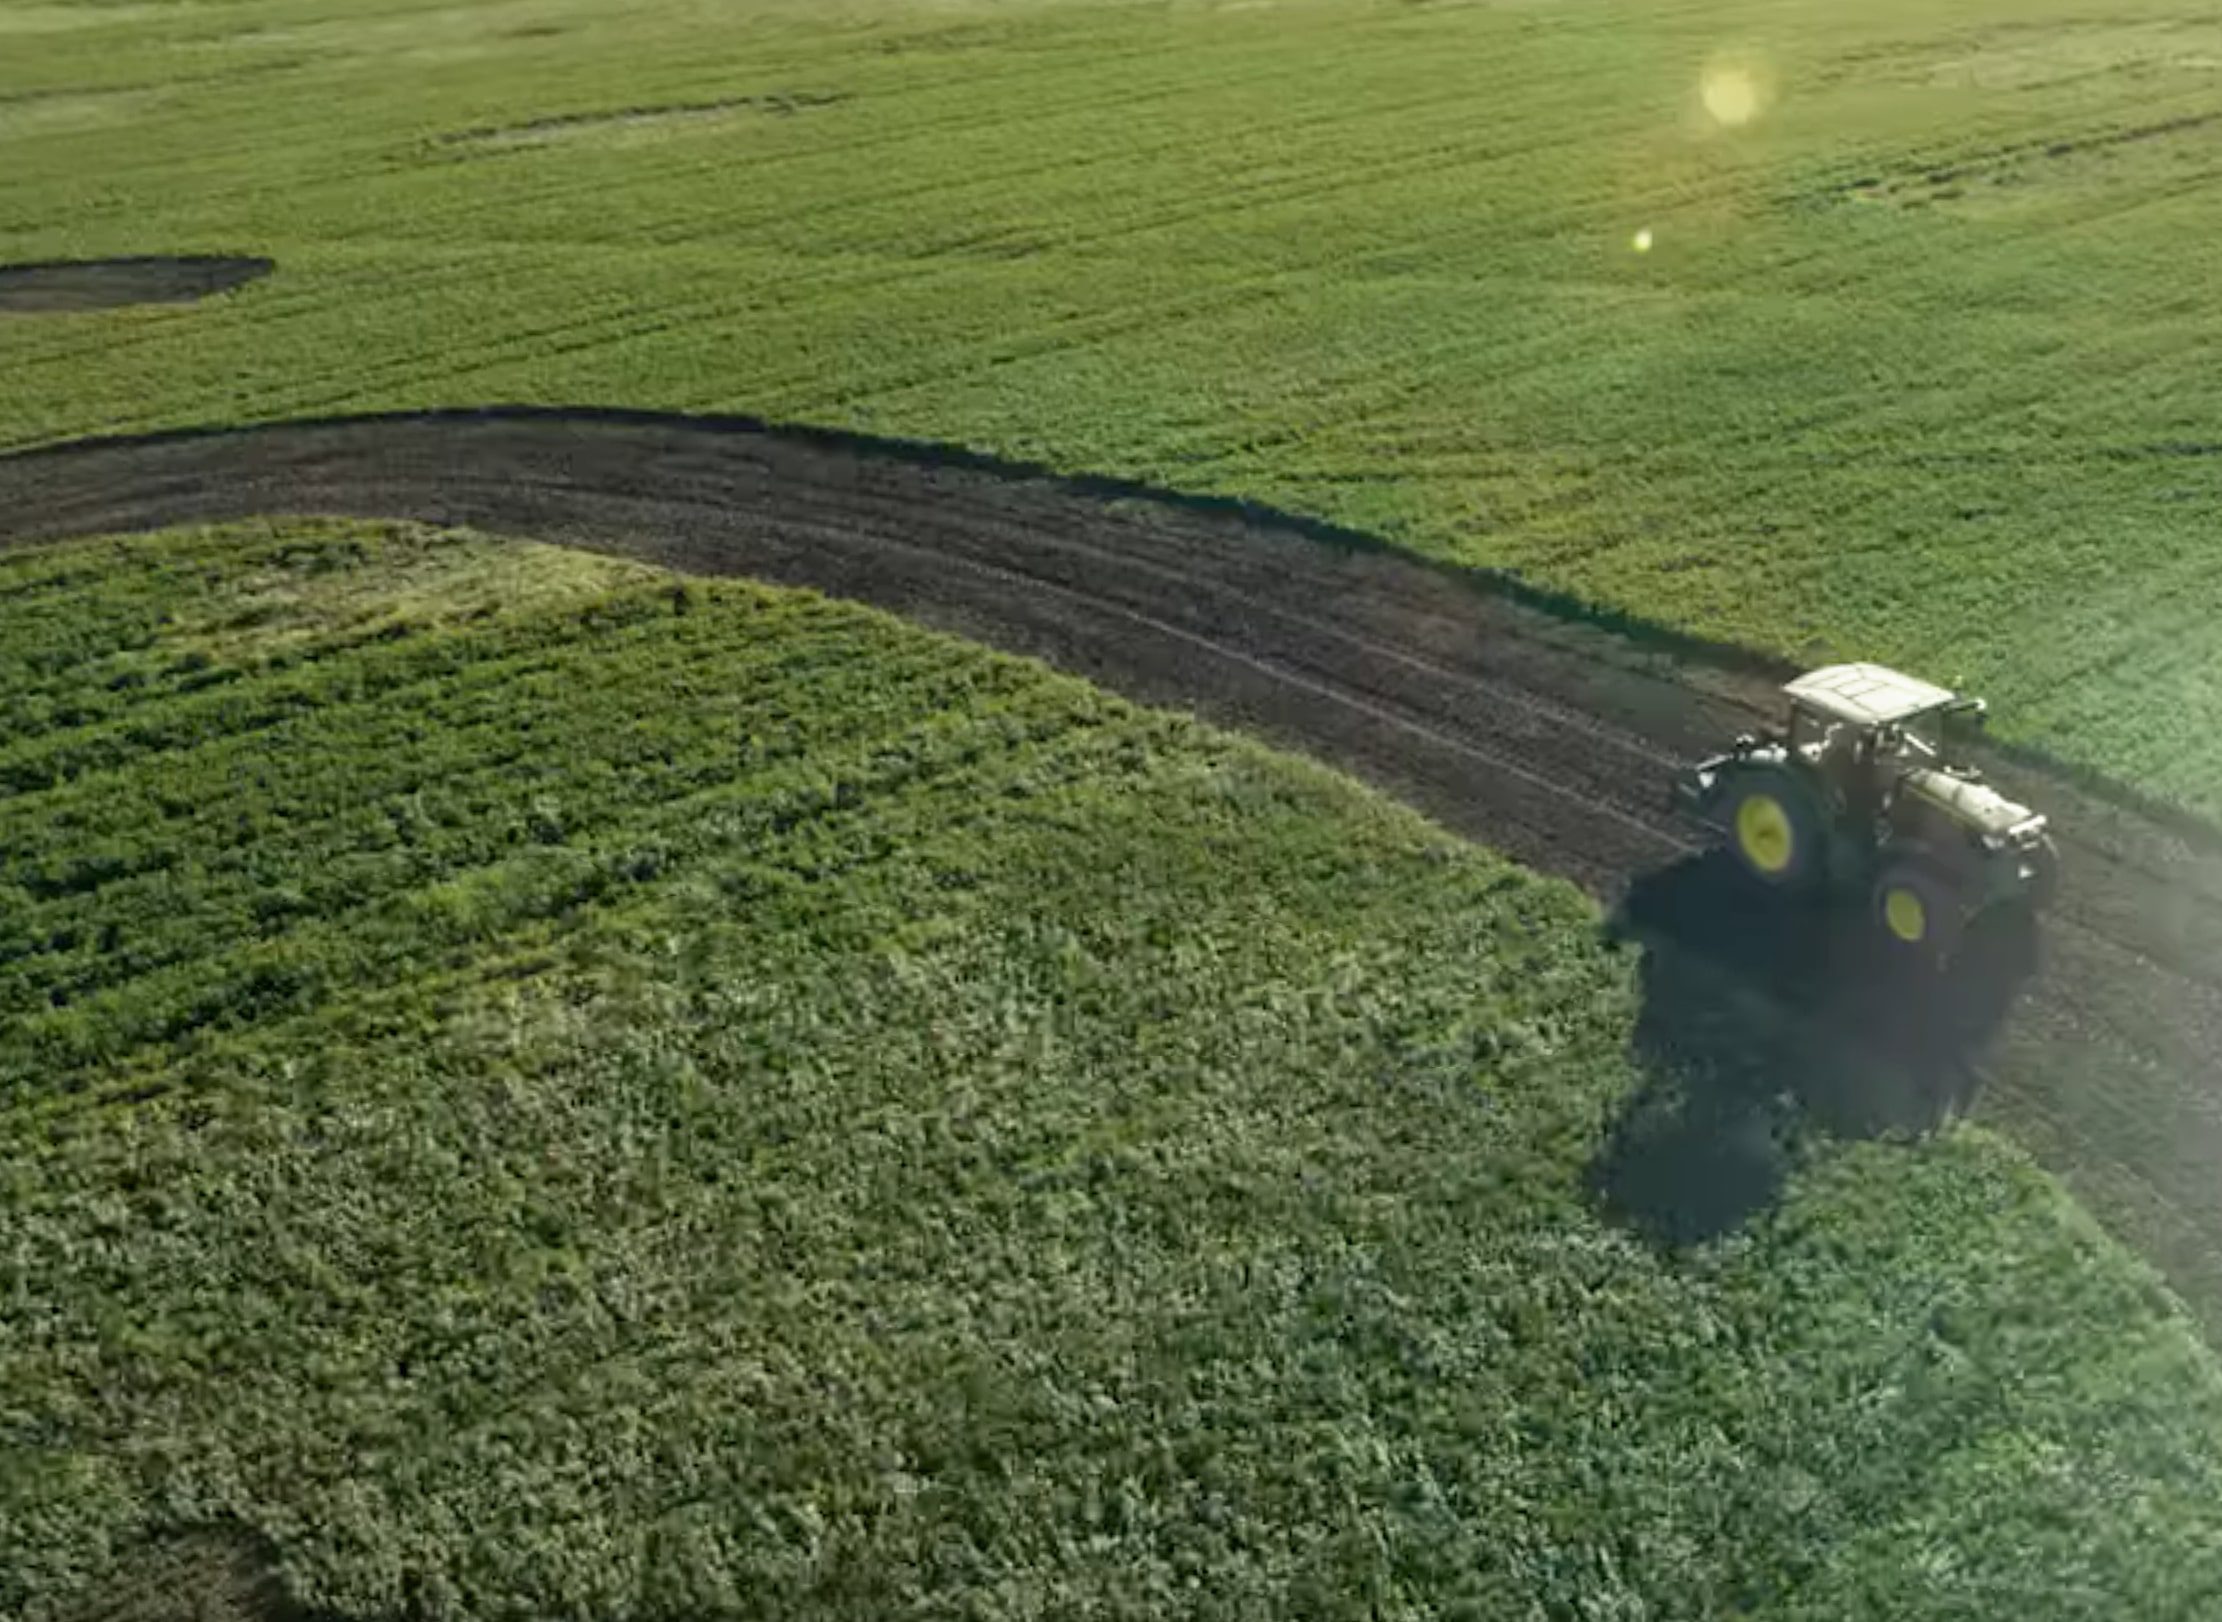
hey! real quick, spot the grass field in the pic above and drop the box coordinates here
[10,5,2222,1615]
[4,0,2222,812]
[5,518,2222,1620]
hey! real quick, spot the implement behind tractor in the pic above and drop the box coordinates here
[1674,663,2057,959]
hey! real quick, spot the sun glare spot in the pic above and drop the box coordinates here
[1700,57,1771,128]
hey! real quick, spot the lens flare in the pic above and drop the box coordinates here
[1700,57,1771,128]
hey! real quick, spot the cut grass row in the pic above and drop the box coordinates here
[5,519,2222,1619]
[5,0,2222,811]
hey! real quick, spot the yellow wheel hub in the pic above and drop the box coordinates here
[1884,884,1928,944]
[1735,792,1795,876]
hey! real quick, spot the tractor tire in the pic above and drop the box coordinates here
[1722,770,1827,892]
[1872,860,1965,963]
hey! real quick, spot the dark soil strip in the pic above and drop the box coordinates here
[3,407,2220,1339]
[0,256,272,314]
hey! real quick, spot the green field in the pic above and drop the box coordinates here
[5,519,2222,1619]
[10,4,2222,1615]
[5,0,2222,810]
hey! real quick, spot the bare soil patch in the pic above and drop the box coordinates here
[441,92,845,152]
[1839,111,2221,212]
[0,256,272,314]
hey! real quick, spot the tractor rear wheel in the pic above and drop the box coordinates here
[1723,771,1826,892]
[1873,861,1964,962]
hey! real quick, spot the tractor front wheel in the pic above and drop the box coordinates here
[1724,773,1826,893]
[1873,861,1964,963]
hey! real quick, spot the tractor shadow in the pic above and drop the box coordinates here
[1588,851,2042,1247]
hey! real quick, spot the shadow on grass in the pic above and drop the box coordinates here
[1589,852,2041,1247]
[56,1522,341,1622]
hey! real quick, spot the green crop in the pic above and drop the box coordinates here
[4,0,2222,811]
[5,520,2221,1620]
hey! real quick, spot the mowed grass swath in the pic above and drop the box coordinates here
[4,519,2222,1619]
[4,0,2222,811]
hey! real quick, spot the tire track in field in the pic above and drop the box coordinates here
[5,407,2222,1333]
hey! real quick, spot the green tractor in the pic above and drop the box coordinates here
[1672,664,2058,958]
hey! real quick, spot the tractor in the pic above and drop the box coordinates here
[1672,663,2058,958]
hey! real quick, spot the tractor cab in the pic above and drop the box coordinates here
[1781,664,1983,786]
[1674,663,2056,958]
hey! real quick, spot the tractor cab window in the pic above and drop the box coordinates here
[1789,705,1863,770]
[1788,705,1833,753]
[1897,710,1943,762]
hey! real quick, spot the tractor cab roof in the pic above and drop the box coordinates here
[1783,663,1957,729]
